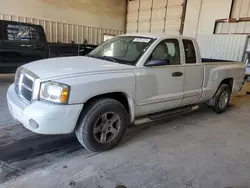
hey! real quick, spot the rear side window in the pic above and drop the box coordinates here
[183,39,196,64]
[4,23,39,41]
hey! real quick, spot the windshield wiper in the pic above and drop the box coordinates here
[91,55,119,63]
[102,56,120,63]
[85,54,93,57]
[86,54,121,63]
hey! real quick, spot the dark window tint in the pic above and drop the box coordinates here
[5,23,39,41]
[183,39,196,64]
[151,39,180,65]
[0,23,3,39]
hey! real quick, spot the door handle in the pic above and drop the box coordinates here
[34,46,42,50]
[172,72,183,77]
[20,44,32,47]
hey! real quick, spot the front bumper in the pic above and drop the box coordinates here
[7,84,83,134]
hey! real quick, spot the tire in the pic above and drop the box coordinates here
[213,84,231,114]
[75,98,128,152]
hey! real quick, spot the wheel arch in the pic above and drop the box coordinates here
[80,92,135,124]
[212,78,234,98]
[220,78,233,92]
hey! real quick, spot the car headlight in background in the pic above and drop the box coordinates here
[40,82,70,104]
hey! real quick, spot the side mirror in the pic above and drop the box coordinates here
[145,59,170,67]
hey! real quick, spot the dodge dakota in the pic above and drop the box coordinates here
[7,33,245,152]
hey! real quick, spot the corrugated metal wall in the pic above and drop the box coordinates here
[0,0,126,31]
[215,21,250,34]
[183,0,231,37]
[215,0,250,34]
[231,0,250,18]
[126,0,184,34]
[0,13,123,45]
[197,34,247,61]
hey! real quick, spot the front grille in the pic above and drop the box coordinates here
[23,76,33,89]
[14,69,34,102]
[21,86,32,101]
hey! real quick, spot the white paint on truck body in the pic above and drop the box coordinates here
[7,33,245,134]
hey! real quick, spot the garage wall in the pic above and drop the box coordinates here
[182,0,249,62]
[215,20,250,34]
[0,0,126,44]
[126,0,184,34]
[215,0,250,34]
[231,0,250,18]
[182,0,202,38]
[183,0,232,37]
[197,34,247,61]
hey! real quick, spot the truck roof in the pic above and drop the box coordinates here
[0,19,42,27]
[120,33,195,41]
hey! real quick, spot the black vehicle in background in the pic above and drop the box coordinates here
[0,20,97,73]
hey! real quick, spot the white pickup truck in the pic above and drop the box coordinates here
[7,34,245,152]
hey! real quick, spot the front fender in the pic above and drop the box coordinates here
[54,72,136,122]
[56,72,135,103]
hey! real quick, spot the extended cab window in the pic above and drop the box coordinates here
[4,23,39,41]
[183,39,196,64]
[150,39,180,65]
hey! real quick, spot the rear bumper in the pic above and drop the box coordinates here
[7,84,83,134]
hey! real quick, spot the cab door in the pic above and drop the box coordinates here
[135,39,184,115]
[181,39,203,106]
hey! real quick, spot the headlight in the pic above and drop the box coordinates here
[40,82,70,104]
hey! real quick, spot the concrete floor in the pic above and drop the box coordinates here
[0,74,18,127]
[1,78,250,188]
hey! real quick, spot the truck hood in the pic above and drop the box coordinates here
[22,56,134,79]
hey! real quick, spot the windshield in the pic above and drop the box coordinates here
[88,36,154,66]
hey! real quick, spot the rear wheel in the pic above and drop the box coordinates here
[213,84,231,114]
[75,98,128,152]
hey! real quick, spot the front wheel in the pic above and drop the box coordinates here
[75,98,128,152]
[213,84,231,114]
